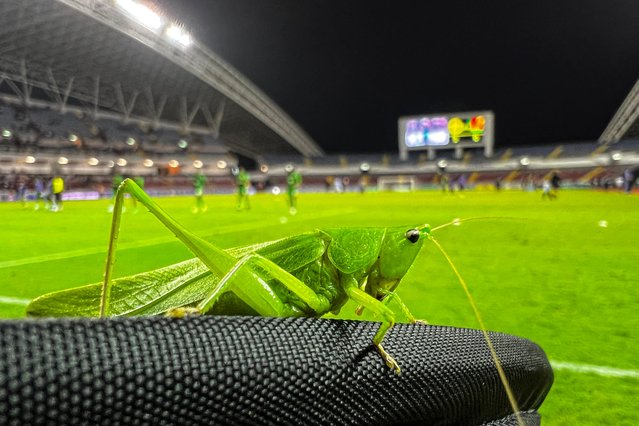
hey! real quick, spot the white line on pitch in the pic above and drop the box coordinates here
[0,296,31,306]
[0,209,355,269]
[551,360,639,379]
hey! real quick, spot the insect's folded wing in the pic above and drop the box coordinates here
[0,317,553,425]
[26,258,216,317]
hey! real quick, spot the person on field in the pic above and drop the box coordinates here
[235,167,251,211]
[51,175,64,212]
[193,172,207,213]
[286,165,302,214]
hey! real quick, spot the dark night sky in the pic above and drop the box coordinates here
[156,0,639,154]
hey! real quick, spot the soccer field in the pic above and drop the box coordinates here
[1,188,638,424]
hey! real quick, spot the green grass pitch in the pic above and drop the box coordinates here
[1,188,638,424]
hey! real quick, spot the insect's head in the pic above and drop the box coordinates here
[378,225,431,280]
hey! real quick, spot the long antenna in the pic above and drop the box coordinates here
[430,216,524,233]
[429,235,524,426]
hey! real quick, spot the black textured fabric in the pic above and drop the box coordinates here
[0,317,553,425]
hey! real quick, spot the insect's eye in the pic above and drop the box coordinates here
[405,229,420,243]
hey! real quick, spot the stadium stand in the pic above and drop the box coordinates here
[0,1,638,198]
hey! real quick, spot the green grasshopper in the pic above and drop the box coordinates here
[27,179,431,372]
[26,177,520,413]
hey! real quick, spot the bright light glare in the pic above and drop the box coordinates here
[166,24,192,46]
[193,160,203,169]
[272,186,281,195]
[520,157,530,166]
[168,160,180,168]
[217,160,227,169]
[437,160,448,168]
[611,152,623,161]
[143,159,154,167]
[25,156,36,164]
[1,129,11,138]
[126,137,136,146]
[260,164,269,173]
[69,134,78,142]
[116,0,162,30]
[117,158,128,167]
[107,161,115,168]
[88,157,99,166]
[177,139,188,149]
[57,157,69,165]
[429,130,448,145]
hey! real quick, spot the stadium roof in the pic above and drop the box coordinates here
[0,0,323,159]
[599,78,639,145]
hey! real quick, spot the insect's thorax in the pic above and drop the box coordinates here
[361,259,401,301]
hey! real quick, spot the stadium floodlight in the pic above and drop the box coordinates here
[143,159,154,167]
[520,157,530,166]
[193,160,203,169]
[69,134,78,142]
[178,139,188,149]
[116,0,163,30]
[57,157,69,165]
[217,160,228,169]
[25,156,36,164]
[166,24,192,47]
[260,164,269,173]
[168,160,180,168]
[117,158,128,167]
[126,137,136,146]
[88,157,99,166]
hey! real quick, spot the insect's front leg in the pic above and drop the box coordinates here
[343,277,400,374]
[378,289,429,325]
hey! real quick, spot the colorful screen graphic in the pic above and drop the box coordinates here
[404,115,486,147]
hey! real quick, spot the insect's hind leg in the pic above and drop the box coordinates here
[191,254,331,317]
[100,178,237,317]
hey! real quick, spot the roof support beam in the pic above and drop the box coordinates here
[145,88,167,127]
[0,92,219,138]
[202,99,225,138]
[187,100,201,128]
[154,94,167,127]
[60,77,74,114]
[47,68,63,106]
[144,87,156,119]
[93,75,100,120]
[4,78,24,101]
[599,79,639,145]
[20,59,32,106]
[114,83,139,122]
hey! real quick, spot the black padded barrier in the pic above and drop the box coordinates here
[0,317,553,425]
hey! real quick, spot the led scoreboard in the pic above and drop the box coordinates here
[398,110,494,160]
